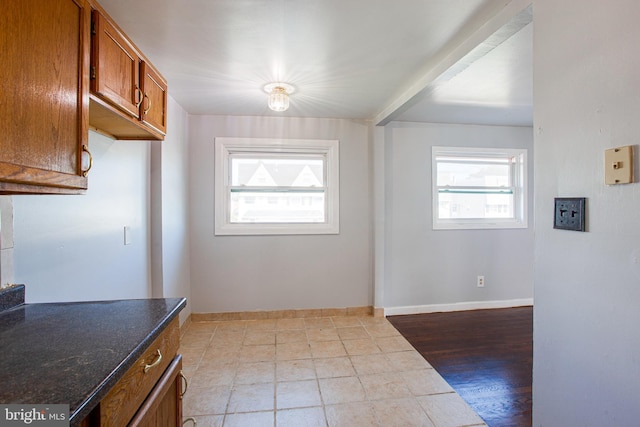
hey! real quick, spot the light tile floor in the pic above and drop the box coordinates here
[180,316,487,427]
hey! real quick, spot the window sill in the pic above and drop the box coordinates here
[433,219,528,230]
[214,222,339,236]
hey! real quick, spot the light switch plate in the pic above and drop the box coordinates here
[554,198,586,231]
[124,226,132,245]
[604,145,633,185]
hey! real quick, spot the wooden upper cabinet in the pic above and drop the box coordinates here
[140,62,168,135]
[88,5,167,141]
[0,0,167,195]
[0,0,91,194]
[91,10,141,118]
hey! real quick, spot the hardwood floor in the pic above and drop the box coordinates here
[388,307,532,427]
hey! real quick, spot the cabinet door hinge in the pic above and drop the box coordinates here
[90,66,96,80]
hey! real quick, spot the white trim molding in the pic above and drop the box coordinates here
[383,298,533,316]
[214,137,340,236]
[432,146,528,230]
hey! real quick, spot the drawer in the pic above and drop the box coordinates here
[128,355,183,427]
[98,318,180,427]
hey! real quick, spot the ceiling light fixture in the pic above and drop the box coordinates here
[264,82,294,112]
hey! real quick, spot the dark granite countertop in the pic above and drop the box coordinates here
[0,297,186,426]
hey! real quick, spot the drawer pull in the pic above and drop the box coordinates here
[183,417,197,426]
[143,349,162,373]
[179,370,188,399]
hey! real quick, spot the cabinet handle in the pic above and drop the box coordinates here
[82,145,93,177]
[183,417,197,426]
[143,93,151,114]
[143,349,162,373]
[179,370,188,399]
[135,87,144,108]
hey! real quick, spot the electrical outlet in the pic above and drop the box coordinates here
[554,198,586,231]
[477,276,485,287]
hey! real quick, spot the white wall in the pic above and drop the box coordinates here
[188,115,372,313]
[151,96,192,322]
[13,133,152,302]
[6,96,192,311]
[0,197,14,287]
[533,1,640,425]
[380,122,534,313]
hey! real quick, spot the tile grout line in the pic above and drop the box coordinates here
[181,316,487,426]
[310,321,332,427]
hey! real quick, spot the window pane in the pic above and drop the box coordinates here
[432,147,526,230]
[231,157,324,187]
[436,159,511,187]
[230,191,325,223]
[438,191,513,219]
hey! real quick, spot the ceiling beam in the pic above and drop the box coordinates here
[374,0,532,126]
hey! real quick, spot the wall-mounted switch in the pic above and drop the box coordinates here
[124,226,132,245]
[554,198,586,231]
[604,145,633,185]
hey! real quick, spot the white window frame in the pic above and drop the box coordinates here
[432,146,527,230]
[215,137,339,235]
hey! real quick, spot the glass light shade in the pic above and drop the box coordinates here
[264,82,294,112]
[267,86,289,112]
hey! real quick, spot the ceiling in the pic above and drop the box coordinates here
[97,0,532,126]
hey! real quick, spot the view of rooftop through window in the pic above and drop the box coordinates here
[229,156,326,223]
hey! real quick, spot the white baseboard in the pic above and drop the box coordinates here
[383,298,533,317]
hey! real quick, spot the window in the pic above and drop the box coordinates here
[432,146,527,230]
[215,137,339,235]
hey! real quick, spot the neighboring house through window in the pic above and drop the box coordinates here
[215,137,339,235]
[432,146,527,230]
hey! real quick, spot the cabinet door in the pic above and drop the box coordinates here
[0,0,90,194]
[140,62,168,135]
[128,355,183,427]
[91,10,141,118]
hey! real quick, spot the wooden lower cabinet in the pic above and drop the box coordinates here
[129,355,183,427]
[80,318,184,426]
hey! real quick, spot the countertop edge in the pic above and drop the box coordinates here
[68,297,187,425]
[0,285,26,312]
